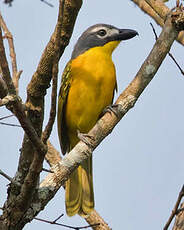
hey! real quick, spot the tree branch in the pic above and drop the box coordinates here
[0,115,21,127]
[173,204,184,230]
[34,215,99,229]
[0,77,8,98]
[164,185,184,230]
[131,0,184,45]
[0,25,16,95]
[0,121,21,127]
[0,114,13,120]
[41,63,58,144]
[0,169,13,182]
[132,0,164,26]
[0,12,20,93]
[145,0,169,19]
[40,0,54,7]
[0,94,16,107]
[41,0,64,143]
[42,0,67,144]
[85,210,111,230]
[45,140,62,167]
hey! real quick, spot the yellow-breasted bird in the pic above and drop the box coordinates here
[57,24,138,217]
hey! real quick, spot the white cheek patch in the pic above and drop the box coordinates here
[106,28,119,37]
[90,26,119,38]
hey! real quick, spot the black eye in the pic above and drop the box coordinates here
[97,29,107,37]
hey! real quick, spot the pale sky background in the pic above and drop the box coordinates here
[0,1,184,230]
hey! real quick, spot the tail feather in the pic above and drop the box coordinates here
[81,156,94,215]
[65,156,94,217]
[65,166,82,216]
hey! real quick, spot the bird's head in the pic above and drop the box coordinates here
[71,24,138,59]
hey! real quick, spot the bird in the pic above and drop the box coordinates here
[57,23,138,217]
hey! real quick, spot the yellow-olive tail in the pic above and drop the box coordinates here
[65,156,94,217]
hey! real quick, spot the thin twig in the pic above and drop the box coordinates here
[0,114,14,120]
[40,0,54,7]
[42,0,65,144]
[0,25,16,95]
[163,185,184,230]
[150,22,158,40]
[0,169,13,182]
[42,168,53,173]
[150,22,184,76]
[168,53,184,75]
[34,216,100,229]
[0,122,21,127]
[0,12,20,93]
[52,214,64,223]
[42,62,58,143]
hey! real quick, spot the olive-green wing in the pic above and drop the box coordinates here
[57,61,72,155]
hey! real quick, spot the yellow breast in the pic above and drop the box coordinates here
[65,41,118,147]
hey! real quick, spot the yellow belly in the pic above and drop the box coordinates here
[65,47,116,148]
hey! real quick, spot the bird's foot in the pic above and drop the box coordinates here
[101,104,121,118]
[77,130,95,149]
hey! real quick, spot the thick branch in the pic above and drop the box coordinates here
[45,141,62,167]
[85,210,111,230]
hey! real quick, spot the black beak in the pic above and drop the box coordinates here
[117,29,138,41]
